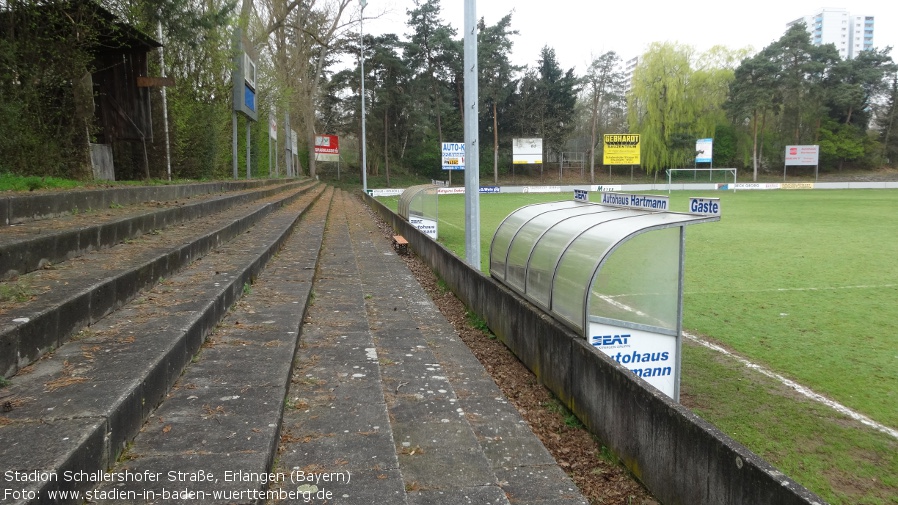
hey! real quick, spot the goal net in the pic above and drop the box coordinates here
[666,168,737,193]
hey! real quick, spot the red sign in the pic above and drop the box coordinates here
[314,135,340,155]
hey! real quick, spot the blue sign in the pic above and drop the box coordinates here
[479,186,500,194]
[244,85,256,112]
[574,189,589,202]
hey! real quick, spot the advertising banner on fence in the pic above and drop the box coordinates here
[523,186,562,194]
[589,322,677,398]
[314,135,340,162]
[512,138,543,164]
[785,145,819,166]
[442,142,465,170]
[603,134,641,165]
[369,188,404,197]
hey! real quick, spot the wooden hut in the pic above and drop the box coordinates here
[84,2,165,180]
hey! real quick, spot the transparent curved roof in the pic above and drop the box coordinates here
[490,199,719,335]
[398,184,438,221]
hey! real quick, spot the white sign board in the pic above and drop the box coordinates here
[290,130,298,153]
[589,322,678,398]
[689,197,721,216]
[442,142,465,171]
[409,216,437,239]
[513,138,543,164]
[269,117,277,140]
[785,145,819,166]
[599,192,670,211]
[574,189,589,202]
[695,138,713,163]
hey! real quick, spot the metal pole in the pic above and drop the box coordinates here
[232,112,238,179]
[157,22,172,181]
[285,113,291,177]
[360,0,369,193]
[268,112,272,178]
[463,0,480,270]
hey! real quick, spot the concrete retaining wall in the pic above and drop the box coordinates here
[365,193,826,505]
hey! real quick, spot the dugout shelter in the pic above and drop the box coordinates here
[489,192,720,400]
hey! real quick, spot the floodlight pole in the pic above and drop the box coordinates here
[463,0,480,269]
[360,0,369,193]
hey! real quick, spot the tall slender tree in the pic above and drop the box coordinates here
[727,48,779,180]
[477,13,519,184]
[878,74,898,165]
[405,0,456,147]
[535,46,578,163]
[582,51,626,183]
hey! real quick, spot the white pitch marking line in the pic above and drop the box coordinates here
[683,332,898,440]
[598,296,898,440]
[685,283,897,295]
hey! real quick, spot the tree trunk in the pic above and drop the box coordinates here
[493,101,499,184]
[751,109,759,182]
[384,106,390,187]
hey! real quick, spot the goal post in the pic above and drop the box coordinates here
[666,168,737,193]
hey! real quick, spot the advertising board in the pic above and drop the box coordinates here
[695,138,713,163]
[785,145,819,166]
[603,134,640,165]
[409,216,437,239]
[315,135,340,162]
[512,138,543,164]
[442,142,465,170]
[599,192,669,211]
[589,322,678,398]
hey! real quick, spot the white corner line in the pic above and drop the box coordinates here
[683,332,898,440]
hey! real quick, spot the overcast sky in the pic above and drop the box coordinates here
[359,0,897,73]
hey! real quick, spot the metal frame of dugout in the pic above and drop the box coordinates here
[398,184,439,239]
[489,193,720,401]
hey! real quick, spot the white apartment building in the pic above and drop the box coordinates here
[623,56,639,95]
[787,8,874,59]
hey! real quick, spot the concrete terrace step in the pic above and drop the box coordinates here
[0,187,586,505]
[0,186,330,504]
[85,187,333,504]
[0,179,315,280]
[0,178,300,227]
[0,182,322,377]
[273,191,587,504]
